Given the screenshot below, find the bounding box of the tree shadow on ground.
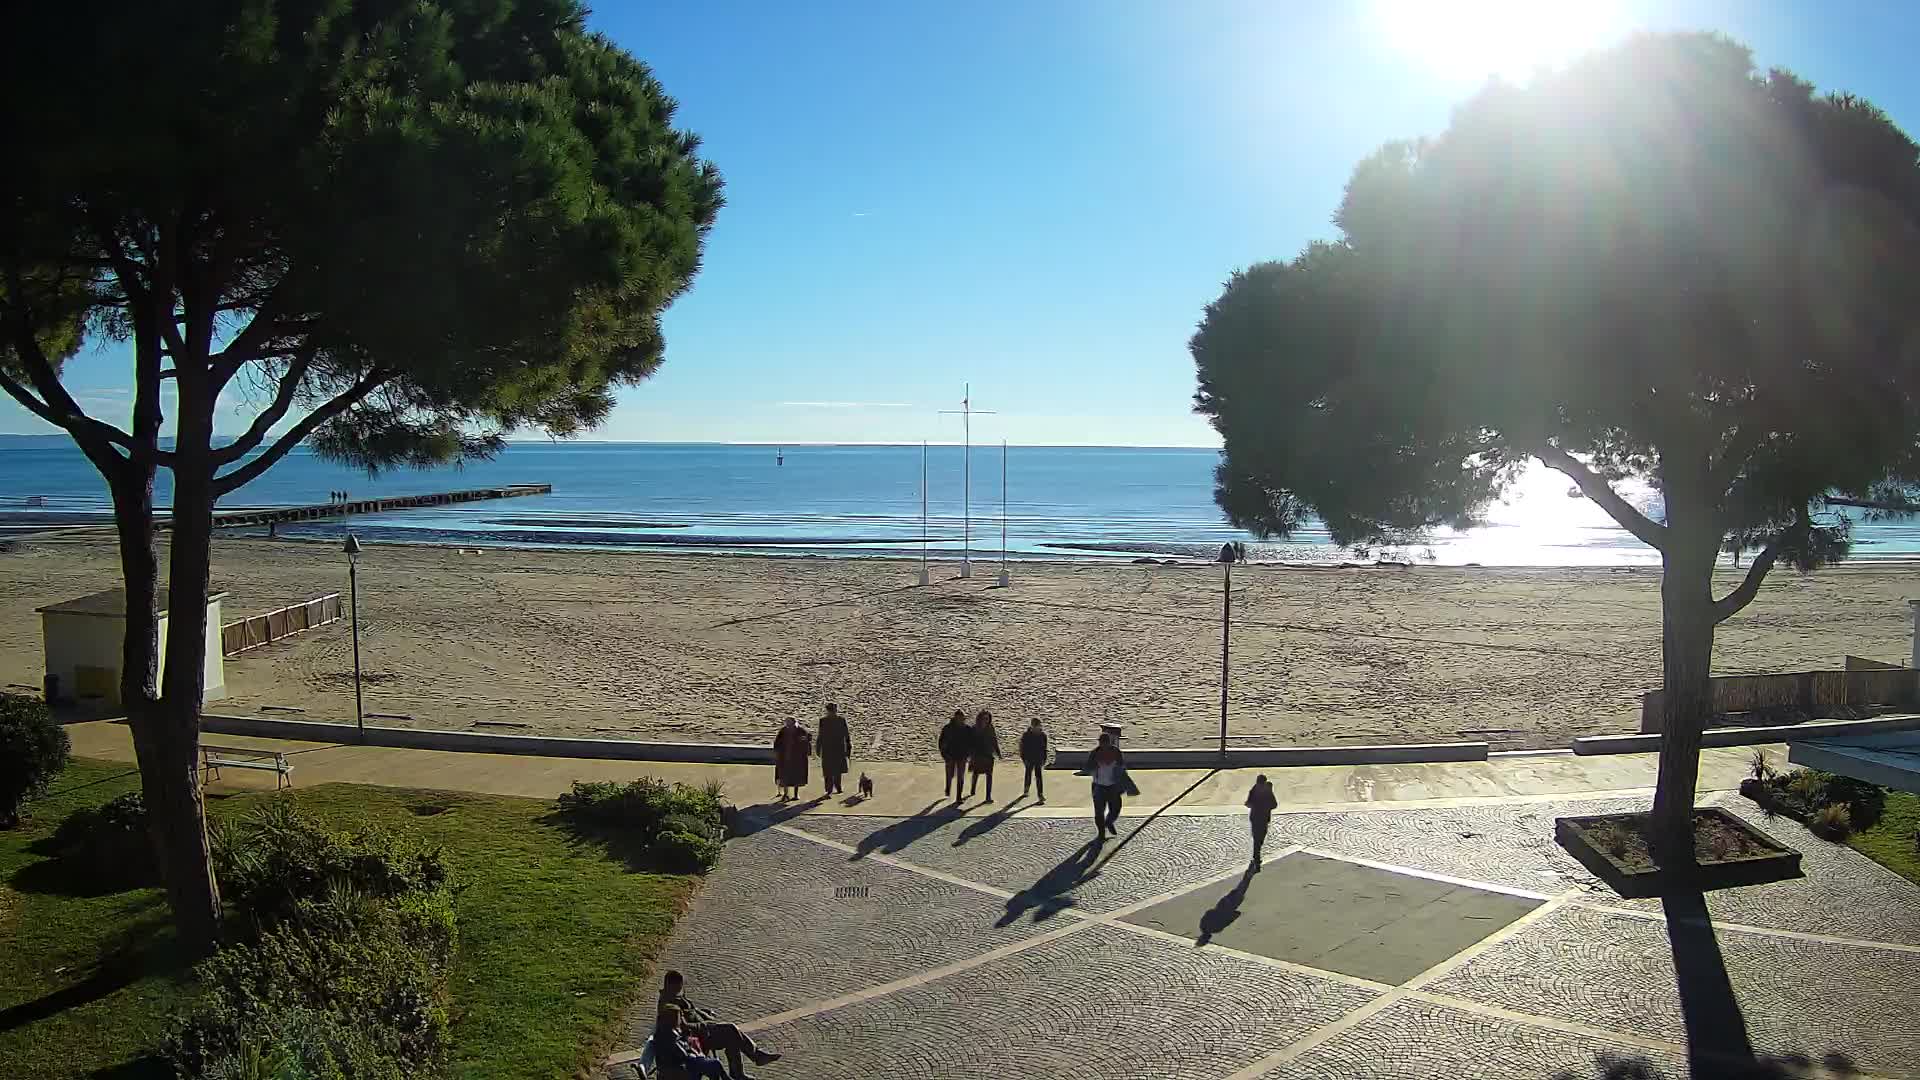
[953,795,1027,847]
[997,836,1104,926]
[89,1057,173,1079]
[9,852,137,899]
[849,800,963,861]
[1195,865,1256,946]
[0,931,187,1035]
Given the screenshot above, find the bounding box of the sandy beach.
[2,535,1913,758]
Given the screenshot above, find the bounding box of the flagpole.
[997,439,1010,587]
[918,440,930,586]
[940,385,994,582]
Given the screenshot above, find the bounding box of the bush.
[215,800,449,927]
[170,805,457,1080]
[1811,802,1855,841]
[555,777,725,872]
[0,692,69,826]
[48,791,157,889]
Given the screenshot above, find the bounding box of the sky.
[8,1,1920,447]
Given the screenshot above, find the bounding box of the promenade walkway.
[64,721,1917,1077]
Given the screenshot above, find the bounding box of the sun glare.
[1374,0,1620,84]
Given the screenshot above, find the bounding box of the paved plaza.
[614,790,1920,1080]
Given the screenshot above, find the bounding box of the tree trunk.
[152,422,223,952]
[1651,540,1717,868]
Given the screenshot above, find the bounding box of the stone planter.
[1555,807,1802,899]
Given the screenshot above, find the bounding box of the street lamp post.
[1217,542,1237,762]
[344,534,364,741]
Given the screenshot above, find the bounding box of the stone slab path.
[612,791,1920,1080]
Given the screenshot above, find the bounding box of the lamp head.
[1217,543,1237,564]
[343,534,363,557]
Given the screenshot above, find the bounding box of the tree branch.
[0,297,155,464]
[211,347,316,465]
[212,370,393,496]
[1711,421,1767,497]
[1711,532,1784,623]
[1532,442,1668,550]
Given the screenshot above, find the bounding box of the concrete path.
[614,789,1920,1080]
[63,719,1778,817]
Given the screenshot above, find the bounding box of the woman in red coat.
[772,717,812,801]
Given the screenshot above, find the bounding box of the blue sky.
[9,1,1918,446]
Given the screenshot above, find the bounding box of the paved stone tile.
[630,828,1052,1037]
[1126,853,1541,984]
[1597,796,1920,946]
[1261,997,1689,1080]
[1425,904,1920,1076]
[744,922,1380,1080]
[793,810,1257,919]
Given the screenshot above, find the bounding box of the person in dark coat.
[1083,732,1136,838]
[654,1004,729,1079]
[1019,718,1050,803]
[816,703,852,795]
[938,710,972,801]
[1247,774,1279,865]
[772,717,811,801]
[968,710,1002,802]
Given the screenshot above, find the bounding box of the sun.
[1373,0,1621,84]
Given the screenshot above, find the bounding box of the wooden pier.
[213,484,551,530]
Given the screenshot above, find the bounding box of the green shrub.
[555,777,725,872]
[1785,769,1827,801]
[48,790,157,889]
[170,888,455,1079]
[0,692,69,826]
[215,800,449,927]
[171,804,457,1080]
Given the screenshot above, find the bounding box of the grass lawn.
[0,758,699,1079]
[1849,789,1920,885]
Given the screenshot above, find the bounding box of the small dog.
[857,773,875,800]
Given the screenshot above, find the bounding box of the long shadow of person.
[953,795,1025,847]
[1195,865,1257,946]
[997,836,1104,927]
[725,794,830,839]
[850,800,964,861]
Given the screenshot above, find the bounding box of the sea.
[3,439,1917,566]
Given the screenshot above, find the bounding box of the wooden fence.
[1640,667,1919,732]
[221,593,343,657]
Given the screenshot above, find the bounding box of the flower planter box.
[1555,807,1802,899]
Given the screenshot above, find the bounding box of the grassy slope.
[1848,789,1920,885]
[0,759,697,1079]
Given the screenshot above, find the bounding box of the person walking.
[1085,732,1133,838]
[968,709,1002,802]
[1019,718,1050,803]
[816,703,852,795]
[772,717,811,801]
[939,709,971,801]
[1247,774,1278,865]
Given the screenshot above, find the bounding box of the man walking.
[1246,774,1278,865]
[817,702,852,796]
[1019,718,1049,803]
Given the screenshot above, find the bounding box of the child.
[1246,774,1278,864]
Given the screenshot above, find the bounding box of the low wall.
[199,713,775,764]
[1575,712,1920,756]
[199,713,1488,769]
[1639,668,1919,733]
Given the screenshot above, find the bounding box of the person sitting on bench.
[655,1004,729,1079]
[658,970,781,1079]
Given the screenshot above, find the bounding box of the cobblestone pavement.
[611,793,1920,1080]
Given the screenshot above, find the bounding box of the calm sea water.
[2,439,1917,565]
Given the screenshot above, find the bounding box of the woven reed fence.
[1640,666,1918,732]
[221,593,343,657]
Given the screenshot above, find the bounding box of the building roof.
[36,587,229,618]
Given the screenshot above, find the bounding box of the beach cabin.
[37,587,228,706]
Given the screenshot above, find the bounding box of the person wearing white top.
[1085,733,1126,837]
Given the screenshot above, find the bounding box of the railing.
[221,593,343,657]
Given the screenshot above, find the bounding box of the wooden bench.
[200,744,295,790]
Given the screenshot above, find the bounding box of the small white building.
[37,587,227,706]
